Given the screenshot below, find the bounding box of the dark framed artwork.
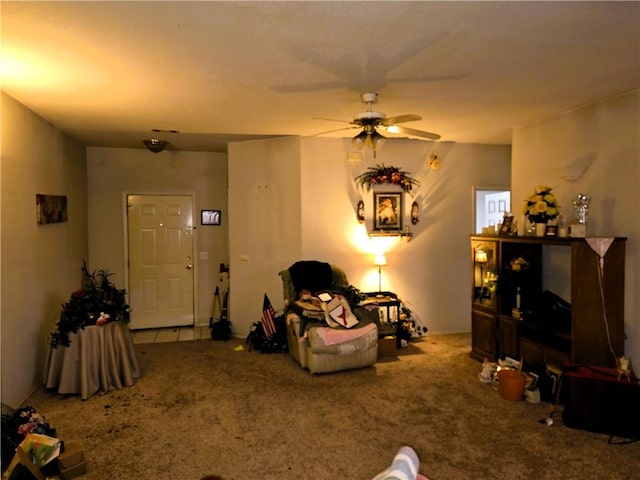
[36,194,68,225]
[373,192,403,231]
[201,209,221,226]
[545,225,558,237]
[498,215,514,235]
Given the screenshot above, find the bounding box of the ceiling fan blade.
[312,116,351,124]
[308,126,360,137]
[392,125,441,141]
[381,114,422,126]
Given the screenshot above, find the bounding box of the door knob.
[186,264,192,270]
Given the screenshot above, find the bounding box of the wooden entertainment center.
[470,235,626,369]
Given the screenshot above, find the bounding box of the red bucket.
[498,369,526,401]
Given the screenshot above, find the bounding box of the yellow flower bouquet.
[522,185,559,224]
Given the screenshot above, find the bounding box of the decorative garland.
[354,164,419,193]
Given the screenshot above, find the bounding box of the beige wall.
[227,137,303,333]
[512,89,640,361]
[228,135,511,336]
[1,93,88,408]
[86,147,229,327]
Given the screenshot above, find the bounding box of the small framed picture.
[373,192,403,231]
[498,199,507,213]
[545,225,558,237]
[201,209,221,226]
[488,200,496,213]
[498,215,514,235]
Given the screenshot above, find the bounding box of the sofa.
[279,261,379,374]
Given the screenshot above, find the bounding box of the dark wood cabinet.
[471,309,497,360]
[498,315,519,360]
[470,235,626,369]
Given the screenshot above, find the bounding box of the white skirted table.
[44,321,140,400]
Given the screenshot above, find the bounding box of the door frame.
[122,191,199,327]
[472,185,511,234]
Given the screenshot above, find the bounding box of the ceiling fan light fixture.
[352,130,368,150]
[143,138,168,153]
[371,130,387,150]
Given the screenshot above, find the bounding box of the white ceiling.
[2,1,639,153]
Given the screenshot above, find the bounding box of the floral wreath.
[354,164,419,193]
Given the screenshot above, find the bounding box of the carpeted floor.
[17,333,640,479]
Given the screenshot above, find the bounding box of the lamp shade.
[370,130,387,150]
[374,254,387,267]
[475,250,488,264]
[352,131,368,150]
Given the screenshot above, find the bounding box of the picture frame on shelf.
[373,192,403,231]
[201,209,221,226]
[498,215,514,235]
[545,225,558,237]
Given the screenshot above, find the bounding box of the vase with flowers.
[522,185,559,236]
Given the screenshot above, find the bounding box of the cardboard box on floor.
[378,335,397,358]
[57,441,86,479]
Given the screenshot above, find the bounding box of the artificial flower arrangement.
[522,185,559,224]
[50,261,130,348]
[354,164,420,193]
[509,256,529,272]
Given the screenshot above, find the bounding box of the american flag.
[262,294,277,338]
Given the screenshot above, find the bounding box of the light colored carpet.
[22,333,640,479]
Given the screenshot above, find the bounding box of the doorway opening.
[473,186,511,234]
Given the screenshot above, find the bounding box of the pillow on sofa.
[288,261,333,293]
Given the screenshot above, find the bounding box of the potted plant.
[50,261,130,348]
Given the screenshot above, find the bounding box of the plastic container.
[498,369,526,401]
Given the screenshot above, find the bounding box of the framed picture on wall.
[36,194,68,225]
[373,192,403,231]
[201,209,221,226]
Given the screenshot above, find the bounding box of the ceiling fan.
[314,92,441,157]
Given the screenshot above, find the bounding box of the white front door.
[127,194,195,330]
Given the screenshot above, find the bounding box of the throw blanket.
[288,261,332,294]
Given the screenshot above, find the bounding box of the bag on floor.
[246,316,287,354]
[209,318,232,341]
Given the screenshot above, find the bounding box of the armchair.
[279,261,379,374]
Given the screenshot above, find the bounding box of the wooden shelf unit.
[470,235,626,369]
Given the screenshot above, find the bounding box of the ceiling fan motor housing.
[354,111,386,125]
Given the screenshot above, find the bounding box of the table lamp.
[475,250,488,286]
[374,254,387,293]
